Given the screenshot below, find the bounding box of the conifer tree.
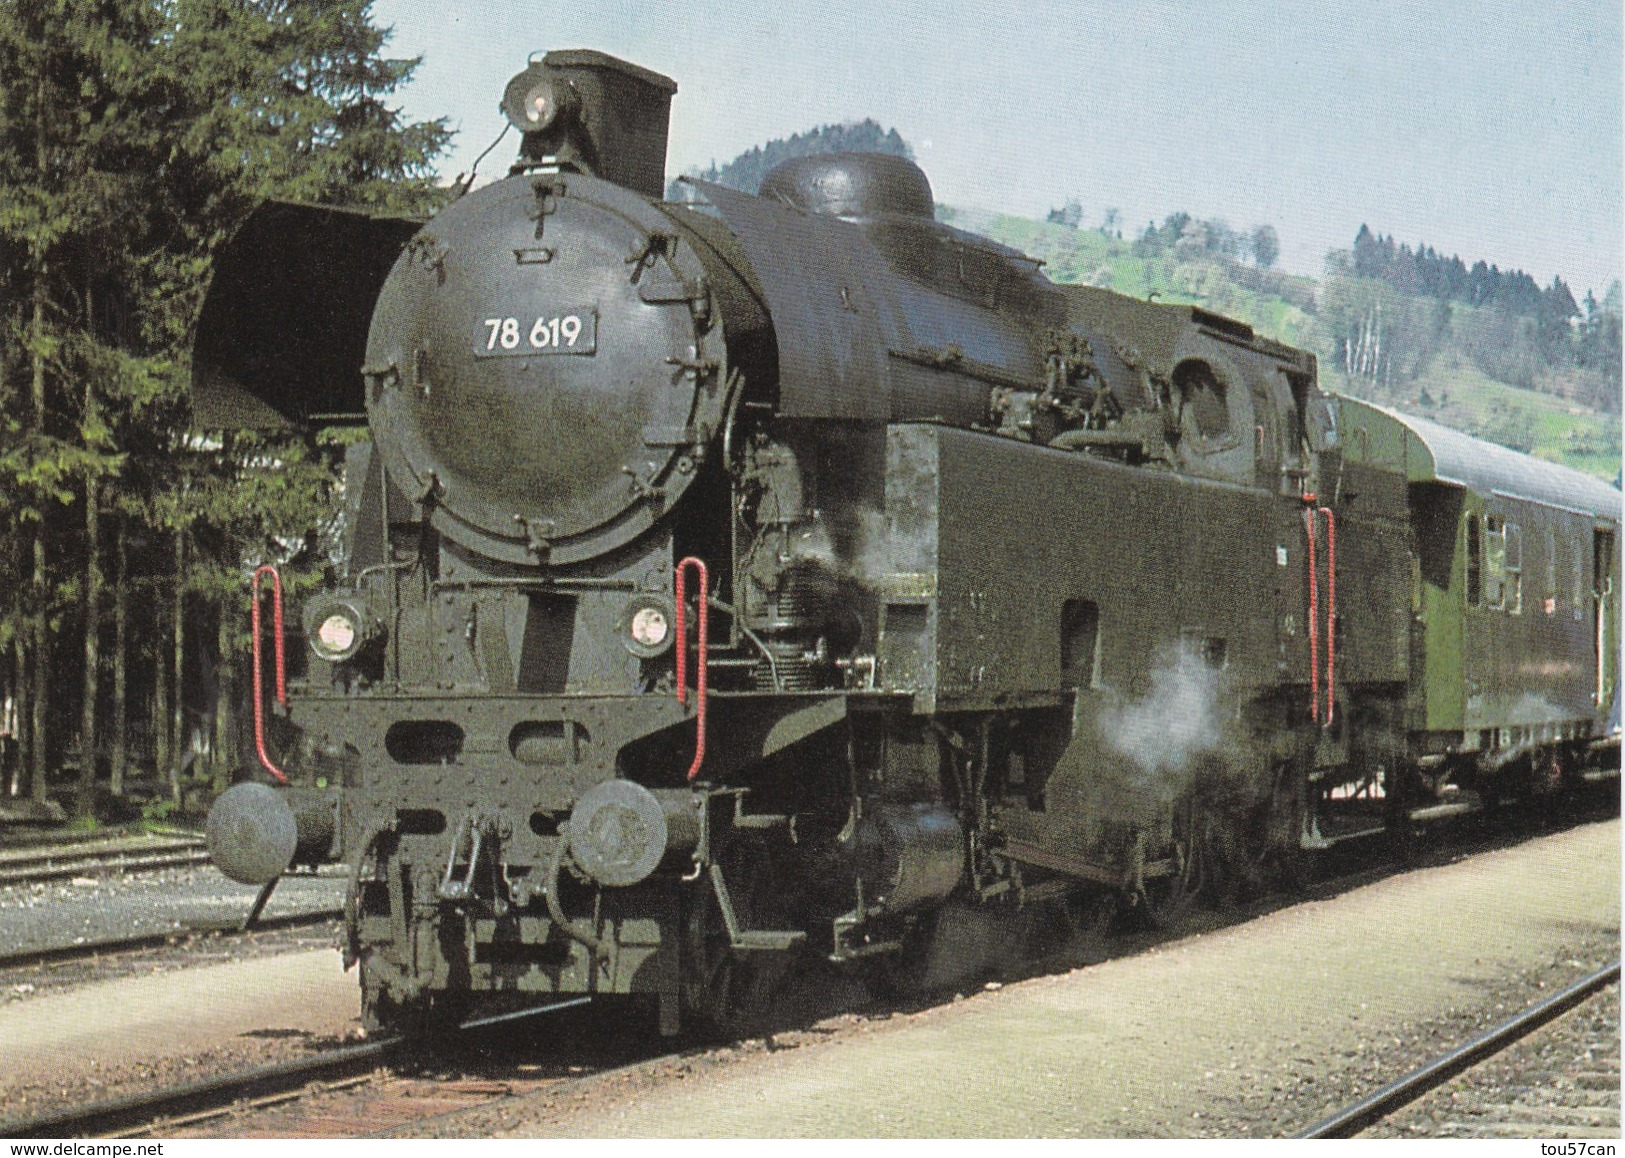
[0,0,449,811]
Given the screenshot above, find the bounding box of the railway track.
[1297,961,1621,1139]
[0,1000,680,1140]
[0,824,199,851]
[0,1037,403,1138]
[0,834,210,886]
[0,907,343,973]
[0,805,1613,1139]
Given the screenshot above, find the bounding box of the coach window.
[1482,516,1521,613]
[1504,522,1522,614]
[1484,516,1505,609]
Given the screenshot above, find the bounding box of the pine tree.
[1250,225,1279,269]
[0,0,449,812]
[0,1,161,808]
[1352,224,1381,278]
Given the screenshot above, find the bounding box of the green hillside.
[966,213,1621,484]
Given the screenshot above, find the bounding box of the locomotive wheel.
[684,838,798,1039]
[1074,890,1120,942]
[1137,799,1206,930]
[1384,813,1422,868]
[363,983,470,1042]
[1015,888,1116,963]
[1138,845,1201,929]
[1257,766,1310,893]
[359,952,399,1035]
[693,942,788,1039]
[860,910,941,1001]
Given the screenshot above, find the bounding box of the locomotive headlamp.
[304,596,381,664]
[316,613,357,657]
[618,595,676,659]
[502,68,577,135]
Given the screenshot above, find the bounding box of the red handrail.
[674,556,708,782]
[251,564,289,784]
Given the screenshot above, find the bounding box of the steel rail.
[0,835,204,868]
[0,908,343,972]
[0,849,212,886]
[107,1073,377,1138]
[1295,959,1621,1139]
[0,1037,403,1139]
[1,996,679,1141]
[0,826,201,853]
[132,1040,691,1141]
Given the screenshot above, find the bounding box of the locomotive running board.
[708,864,805,952]
[999,838,1133,886]
[1406,800,1484,823]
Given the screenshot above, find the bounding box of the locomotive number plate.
[475,310,597,356]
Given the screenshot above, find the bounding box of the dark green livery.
[197,52,1621,1038]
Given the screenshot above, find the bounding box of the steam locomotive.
[198,50,1621,1037]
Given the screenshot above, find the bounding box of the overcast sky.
[370,0,1623,299]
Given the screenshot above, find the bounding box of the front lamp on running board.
[619,595,676,659]
[304,596,383,664]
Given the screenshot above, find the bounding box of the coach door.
[1595,528,1617,711]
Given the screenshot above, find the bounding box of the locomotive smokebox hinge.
[625,232,676,284]
[688,275,712,327]
[632,239,713,330]
[638,267,712,325]
[665,353,719,379]
[620,464,666,501]
[528,176,566,240]
[515,515,555,558]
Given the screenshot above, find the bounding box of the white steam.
[1101,651,1233,789]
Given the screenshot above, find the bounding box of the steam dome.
[758,153,934,220]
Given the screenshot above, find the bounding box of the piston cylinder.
[847,802,964,912]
